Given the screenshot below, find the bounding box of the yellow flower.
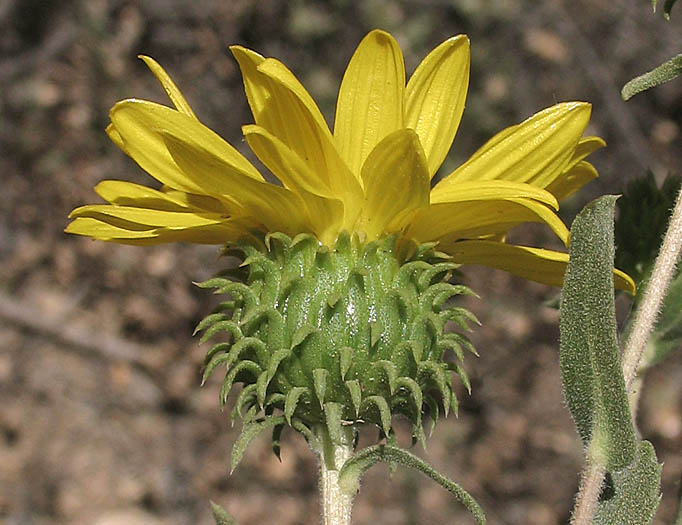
[66,30,634,292]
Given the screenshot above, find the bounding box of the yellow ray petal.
[110,100,263,197]
[441,240,635,293]
[106,123,127,153]
[407,198,569,245]
[69,204,225,229]
[94,180,228,213]
[358,129,430,238]
[242,124,345,243]
[406,35,469,179]
[65,217,250,245]
[439,102,591,189]
[334,30,405,179]
[162,133,312,235]
[230,47,332,181]
[430,179,559,209]
[546,161,599,201]
[138,55,198,119]
[231,47,363,218]
[569,136,606,167]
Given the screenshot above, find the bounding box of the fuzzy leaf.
[338,445,485,524]
[284,386,309,425]
[313,368,328,407]
[622,53,682,100]
[339,346,353,380]
[345,379,362,416]
[272,423,284,461]
[560,196,637,470]
[376,360,398,395]
[361,395,392,436]
[594,440,662,524]
[418,361,451,416]
[396,376,423,427]
[324,402,344,445]
[291,324,316,349]
[231,415,286,472]
[210,501,238,525]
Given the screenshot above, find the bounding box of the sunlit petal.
[406,35,469,178]
[439,102,591,188]
[358,129,429,238]
[138,55,197,119]
[110,102,261,198]
[546,161,599,201]
[231,46,363,217]
[334,30,405,180]
[441,240,635,293]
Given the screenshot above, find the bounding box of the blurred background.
[1,0,681,523]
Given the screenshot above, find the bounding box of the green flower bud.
[197,232,478,463]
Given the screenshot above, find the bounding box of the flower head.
[66,30,633,292]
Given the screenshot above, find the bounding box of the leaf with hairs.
[622,53,682,100]
[338,445,485,524]
[560,196,636,470]
[231,415,286,472]
[210,501,238,525]
[594,441,661,524]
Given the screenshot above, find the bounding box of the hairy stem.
[571,454,606,525]
[622,184,682,390]
[312,424,355,525]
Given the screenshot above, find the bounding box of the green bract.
[197,232,477,463]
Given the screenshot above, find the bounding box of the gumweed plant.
[66,26,682,525]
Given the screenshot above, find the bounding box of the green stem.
[311,424,355,525]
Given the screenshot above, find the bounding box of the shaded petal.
[138,55,197,119]
[66,217,250,245]
[546,161,599,201]
[94,180,228,214]
[406,35,469,178]
[163,133,312,235]
[242,124,345,243]
[441,240,636,293]
[568,136,606,169]
[358,129,429,238]
[231,47,363,218]
[439,102,591,188]
[69,204,225,229]
[334,30,405,179]
[430,180,558,209]
[106,123,127,153]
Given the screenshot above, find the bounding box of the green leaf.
[360,395,392,437]
[338,445,485,524]
[560,196,637,470]
[622,53,682,100]
[284,386,309,425]
[593,441,662,524]
[231,415,286,472]
[313,368,328,407]
[210,501,238,525]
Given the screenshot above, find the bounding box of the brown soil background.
[1,1,681,524]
